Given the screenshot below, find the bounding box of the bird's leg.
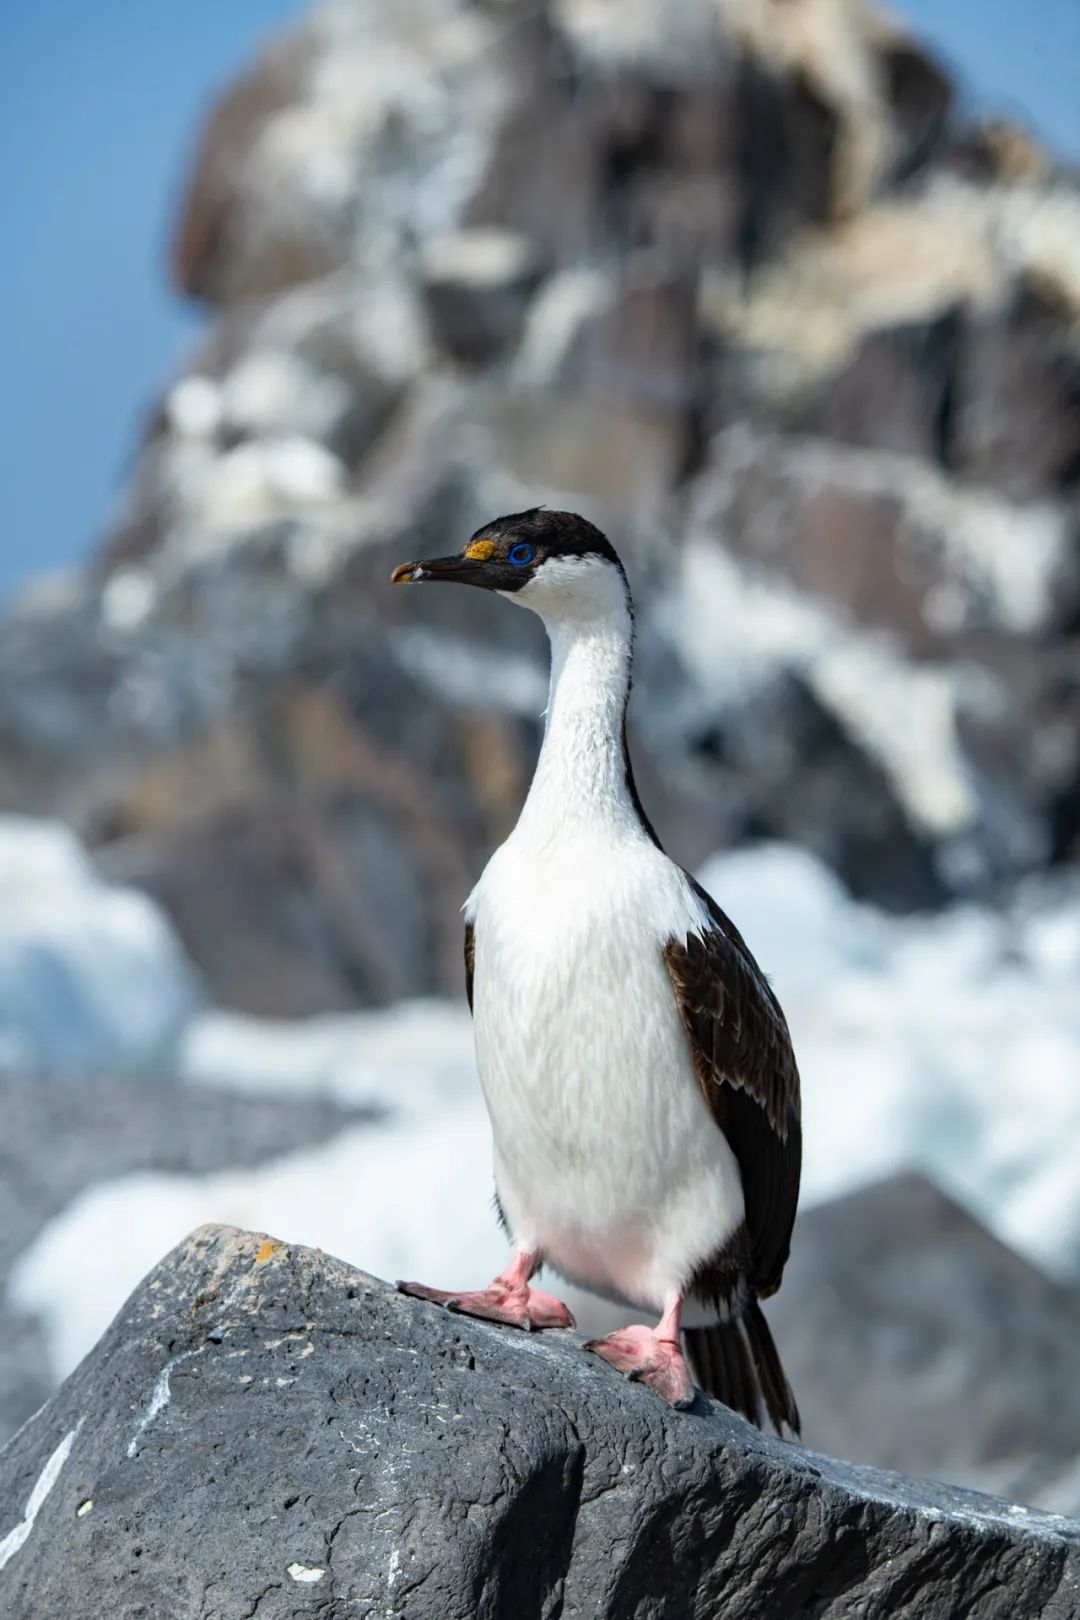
[584,1293,695,1408]
[397,1248,575,1331]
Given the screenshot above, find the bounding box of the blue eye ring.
[508,542,535,568]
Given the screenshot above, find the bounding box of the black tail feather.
[684,1301,799,1436]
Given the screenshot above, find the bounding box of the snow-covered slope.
[5,824,1079,1380]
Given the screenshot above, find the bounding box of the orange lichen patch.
[255,1239,283,1265]
[465,538,496,561]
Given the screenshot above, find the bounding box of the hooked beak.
[390,555,493,588]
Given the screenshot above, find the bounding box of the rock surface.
[2,1226,1080,1619]
[1,0,1079,1013]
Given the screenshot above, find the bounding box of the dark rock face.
[953,285,1080,498]
[2,0,1079,1013]
[770,1175,1080,1517]
[2,1227,1080,1620]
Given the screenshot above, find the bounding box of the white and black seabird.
[390,510,801,1427]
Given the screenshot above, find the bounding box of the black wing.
[464,918,475,1014]
[663,877,801,1299]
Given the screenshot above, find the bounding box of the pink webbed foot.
[396,1277,575,1332]
[584,1324,696,1409]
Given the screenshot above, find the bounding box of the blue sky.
[0,0,1077,602]
[0,0,301,600]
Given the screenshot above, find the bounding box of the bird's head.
[390,508,628,625]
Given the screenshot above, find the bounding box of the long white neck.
[517,585,641,840]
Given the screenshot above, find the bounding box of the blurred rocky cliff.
[2,0,1078,1015]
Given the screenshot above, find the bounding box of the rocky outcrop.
[2,1226,1079,1620]
[1,0,1079,1012]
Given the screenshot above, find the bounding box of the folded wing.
[663,878,801,1299]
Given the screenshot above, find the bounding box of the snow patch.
[179,998,476,1114]
[810,643,975,835]
[0,816,200,1075]
[166,375,223,439]
[670,536,980,839]
[514,268,611,386]
[394,626,548,717]
[422,227,535,288]
[201,437,345,529]
[555,0,723,69]
[222,350,353,445]
[101,569,157,634]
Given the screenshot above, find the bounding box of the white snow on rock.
[179,996,477,1113]
[166,375,223,439]
[7,840,1080,1383]
[667,538,983,843]
[0,817,201,1076]
[421,226,536,288]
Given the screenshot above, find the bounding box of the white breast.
[467,826,745,1315]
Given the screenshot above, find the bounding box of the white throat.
[509,556,640,839]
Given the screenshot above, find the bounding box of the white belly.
[468,830,744,1315]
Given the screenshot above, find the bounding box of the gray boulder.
[2,1225,1079,1619]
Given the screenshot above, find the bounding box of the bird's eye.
[508,542,535,568]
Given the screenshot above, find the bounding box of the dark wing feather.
[464,919,475,1014]
[663,876,801,1298]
